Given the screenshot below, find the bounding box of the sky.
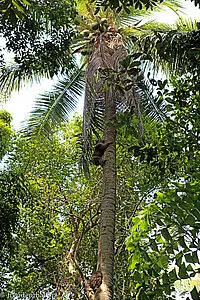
[1,0,200,130]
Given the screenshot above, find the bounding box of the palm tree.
[83,18,127,299]
[1,2,199,299]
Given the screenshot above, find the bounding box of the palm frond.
[123,14,196,39]
[129,17,200,76]
[82,29,144,174]
[158,0,184,14]
[82,43,111,159]
[175,15,198,31]
[137,76,166,122]
[190,0,200,8]
[0,63,43,95]
[21,65,85,136]
[119,0,182,26]
[82,31,135,147]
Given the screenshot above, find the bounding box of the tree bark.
[96,86,116,300]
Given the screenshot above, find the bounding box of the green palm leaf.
[21,65,85,136]
[0,63,43,95]
[133,17,200,75]
[137,77,166,122]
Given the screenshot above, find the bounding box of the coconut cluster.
[77,17,118,56]
[80,18,109,38]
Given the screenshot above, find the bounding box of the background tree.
[0,114,167,299]
[0,0,32,23]
[126,72,200,299]
[4,3,181,299]
[0,117,101,299]
[0,109,12,159]
[0,70,199,299]
[0,0,77,87]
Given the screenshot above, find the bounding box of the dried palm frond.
[83,28,143,163]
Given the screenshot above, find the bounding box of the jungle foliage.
[0,70,200,299]
[0,0,200,299]
[0,109,12,159]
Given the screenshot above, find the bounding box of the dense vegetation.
[0,0,200,299]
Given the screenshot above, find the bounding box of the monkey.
[88,270,103,292]
[92,140,112,167]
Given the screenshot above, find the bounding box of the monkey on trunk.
[92,140,112,167]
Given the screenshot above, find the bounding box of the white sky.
[1,0,200,131]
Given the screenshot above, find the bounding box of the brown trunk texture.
[96,87,116,300]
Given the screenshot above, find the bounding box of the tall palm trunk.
[84,29,129,300]
[97,86,116,300]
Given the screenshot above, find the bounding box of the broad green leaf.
[128,251,140,270]
[183,214,196,226]
[178,263,188,279]
[157,254,168,268]
[161,228,171,241]
[191,251,199,264]
[191,287,200,300]
[169,269,178,281]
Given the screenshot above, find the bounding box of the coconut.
[99,25,106,33]
[91,22,99,31]
[81,50,90,56]
[100,18,108,25]
[81,29,90,37]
